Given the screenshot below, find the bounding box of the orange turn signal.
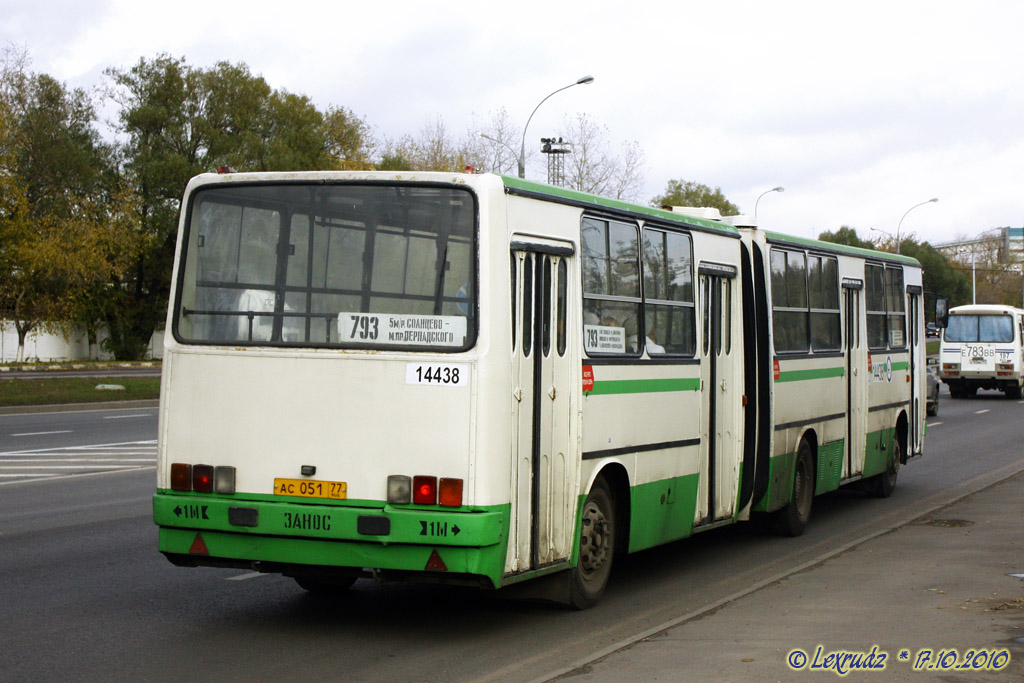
[439,478,463,507]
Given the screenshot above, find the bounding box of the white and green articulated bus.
[937,304,1024,398]
[154,171,927,608]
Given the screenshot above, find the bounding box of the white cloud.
[4,0,1023,244]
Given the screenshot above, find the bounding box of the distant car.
[926,368,939,416]
[926,322,939,338]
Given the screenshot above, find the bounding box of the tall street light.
[870,226,897,249]
[518,75,594,179]
[895,198,939,254]
[478,133,519,173]
[753,186,784,224]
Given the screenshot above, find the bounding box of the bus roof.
[949,304,1024,314]
[761,230,922,267]
[501,175,740,237]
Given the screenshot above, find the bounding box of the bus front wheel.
[568,477,616,610]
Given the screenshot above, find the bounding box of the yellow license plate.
[274,478,347,500]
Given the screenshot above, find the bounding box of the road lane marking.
[975,409,990,414]
[10,430,73,437]
[0,439,157,456]
[103,414,154,420]
[928,421,942,427]
[0,465,142,469]
[0,440,157,485]
[0,473,61,479]
[227,572,267,581]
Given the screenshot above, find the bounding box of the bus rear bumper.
[153,492,509,588]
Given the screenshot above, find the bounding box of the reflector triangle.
[424,549,447,572]
[189,533,210,555]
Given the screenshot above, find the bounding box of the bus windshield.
[174,183,476,350]
[943,313,1013,343]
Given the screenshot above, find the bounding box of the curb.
[0,399,159,415]
[0,362,160,374]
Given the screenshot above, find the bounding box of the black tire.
[775,439,814,537]
[868,432,901,498]
[293,575,357,594]
[568,477,616,610]
[1006,383,1022,400]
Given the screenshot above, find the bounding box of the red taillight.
[193,465,214,493]
[439,478,463,507]
[171,463,192,491]
[413,476,437,505]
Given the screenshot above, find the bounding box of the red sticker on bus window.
[582,366,594,393]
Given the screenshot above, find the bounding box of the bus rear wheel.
[292,575,357,594]
[568,477,616,610]
[775,439,814,537]
[868,433,901,498]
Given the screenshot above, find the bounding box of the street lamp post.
[895,198,938,254]
[870,226,897,250]
[518,76,594,179]
[955,246,977,305]
[478,133,519,173]
[753,186,784,224]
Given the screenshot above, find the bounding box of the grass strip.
[0,377,160,407]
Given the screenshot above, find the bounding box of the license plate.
[274,478,347,500]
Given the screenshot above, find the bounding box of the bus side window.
[511,253,517,352]
[581,217,641,356]
[557,258,567,356]
[641,227,695,356]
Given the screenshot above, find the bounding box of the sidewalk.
[555,472,1024,681]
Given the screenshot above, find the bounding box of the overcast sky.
[5,0,1023,244]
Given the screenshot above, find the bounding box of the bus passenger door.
[908,289,922,454]
[510,244,575,573]
[698,266,738,524]
[843,281,867,476]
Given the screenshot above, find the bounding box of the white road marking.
[10,430,73,437]
[0,440,157,484]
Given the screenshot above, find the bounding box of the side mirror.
[935,298,949,328]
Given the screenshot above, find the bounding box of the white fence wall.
[0,321,165,362]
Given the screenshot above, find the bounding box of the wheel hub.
[579,502,610,576]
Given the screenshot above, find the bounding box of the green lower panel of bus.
[153,492,510,588]
[753,427,898,513]
[861,426,898,479]
[627,474,700,552]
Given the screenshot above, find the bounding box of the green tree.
[105,55,374,358]
[1,50,123,360]
[896,238,972,315]
[651,179,739,215]
[817,226,875,249]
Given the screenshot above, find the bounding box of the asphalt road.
[1,386,1022,682]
